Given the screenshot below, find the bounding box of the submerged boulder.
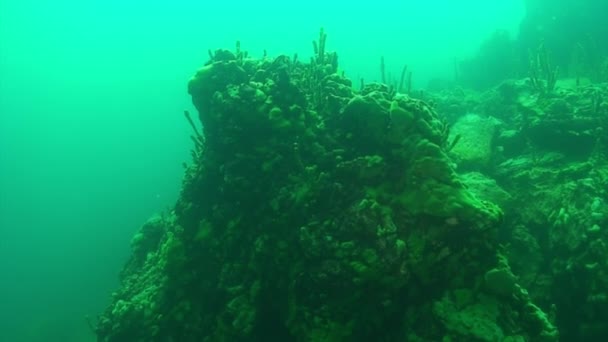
[96,34,558,342]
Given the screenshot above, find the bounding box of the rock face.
[95,43,557,341]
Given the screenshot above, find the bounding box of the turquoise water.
[0,1,523,340]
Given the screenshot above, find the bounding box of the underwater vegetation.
[95,4,608,341]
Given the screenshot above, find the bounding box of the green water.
[0,1,524,341]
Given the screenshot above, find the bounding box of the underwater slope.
[95,33,557,341]
[430,76,608,341]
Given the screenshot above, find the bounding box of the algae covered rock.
[96,33,557,342]
[433,292,505,342]
[448,113,501,170]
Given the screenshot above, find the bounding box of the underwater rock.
[448,113,501,170]
[96,37,560,342]
[433,292,506,342]
[459,172,512,209]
